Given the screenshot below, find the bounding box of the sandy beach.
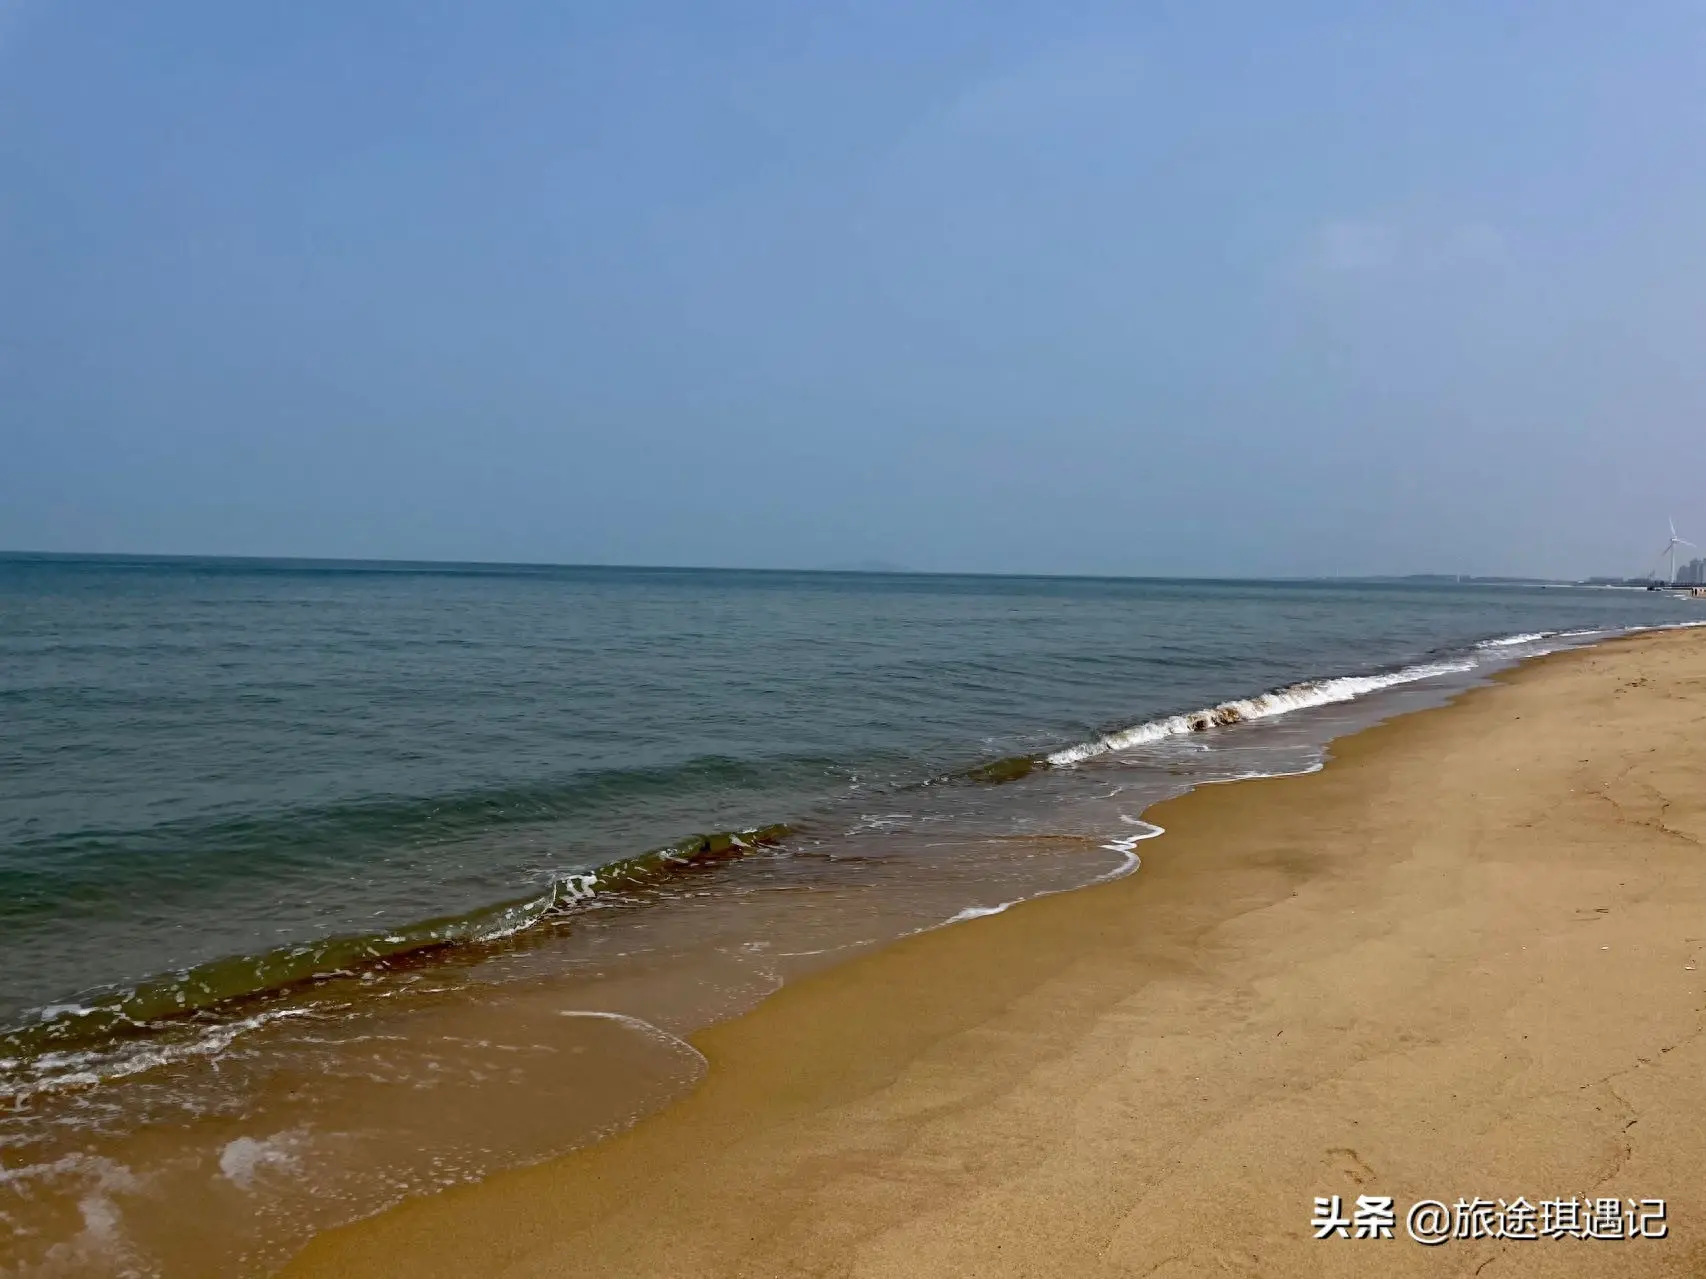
[285,626,1706,1278]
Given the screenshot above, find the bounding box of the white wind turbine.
[1656,517,1695,585]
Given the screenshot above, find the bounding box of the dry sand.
[286,627,1706,1278]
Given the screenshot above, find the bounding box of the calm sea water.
[1,554,1698,1275]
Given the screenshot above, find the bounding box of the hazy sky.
[3,2,1703,577]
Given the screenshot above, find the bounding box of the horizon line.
[0,548,1586,586]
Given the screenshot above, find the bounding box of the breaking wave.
[0,824,791,1099]
[1046,659,1476,766]
[1476,631,1554,648]
[0,625,1624,1102]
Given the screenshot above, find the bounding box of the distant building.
[1681,557,1706,586]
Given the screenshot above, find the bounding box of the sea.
[1,554,1700,1276]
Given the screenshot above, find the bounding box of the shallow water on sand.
[2,556,1698,1275]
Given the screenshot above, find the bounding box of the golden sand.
[286,628,1706,1277]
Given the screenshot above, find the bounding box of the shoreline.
[0,637,1511,1057]
[286,626,1706,1277]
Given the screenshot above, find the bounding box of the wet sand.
[285,627,1706,1278]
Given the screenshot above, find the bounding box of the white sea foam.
[36,1003,101,1021]
[930,815,1164,933]
[0,1152,140,1195]
[555,1010,708,1068]
[475,872,601,944]
[847,812,916,835]
[772,940,879,959]
[1476,631,1554,649]
[1,1006,318,1104]
[1198,761,1325,786]
[941,901,1020,925]
[1617,620,1706,634]
[1093,820,1163,881]
[0,1154,144,1275]
[1046,659,1476,766]
[219,1132,304,1192]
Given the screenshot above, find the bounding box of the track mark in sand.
[1325,1147,1376,1186]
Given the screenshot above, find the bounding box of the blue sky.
[3,1,1703,576]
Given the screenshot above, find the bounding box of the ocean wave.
[1046,659,1477,766]
[0,1006,319,1108]
[0,824,792,1095]
[5,755,826,899]
[1475,631,1555,648]
[0,626,1644,1097]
